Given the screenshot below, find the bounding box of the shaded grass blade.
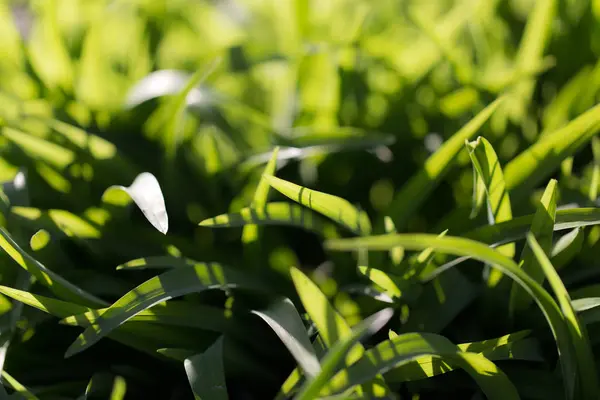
[184,336,228,400]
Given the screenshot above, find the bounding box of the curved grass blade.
[287,267,391,399]
[252,298,320,378]
[0,226,105,308]
[526,233,598,399]
[199,202,333,236]
[466,136,514,286]
[551,228,584,270]
[116,256,197,270]
[64,262,265,358]
[385,97,504,229]
[2,370,38,400]
[509,180,557,316]
[464,207,600,246]
[265,176,371,235]
[323,332,519,400]
[295,308,393,400]
[105,172,168,234]
[357,266,405,299]
[184,336,228,400]
[504,102,600,197]
[325,234,575,399]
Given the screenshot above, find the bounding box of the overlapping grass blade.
[385,97,504,229]
[551,228,583,269]
[0,226,105,308]
[357,266,405,299]
[295,308,393,400]
[466,136,514,286]
[199,202,334,236]
[526,233,598,399]
[264,176,371,235]
[510,180,557,315]
[64,262,265,357]
[325,234,575,399]
[322,332,519,400]
[184,336,228,400]
[252,298,320,378]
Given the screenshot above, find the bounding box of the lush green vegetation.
[1,0,600,398]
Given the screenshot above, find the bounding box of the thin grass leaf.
[357,267,406,299]
[0,227,105,308]
[185,336,228,400]
[2,370,38,400]
[295,308,393,400]
[64,262,265,358]
[288,267,391,399]
[105,172,168,234]
[322,332,519,400]
[509,180,557,315]
[526,233,598,399]
[252,298,320,378]
[385,97,504,229]
[325,234,575,399]
[199,202,333,236]
[504,103,600,196]
[465,208,600,246]
[551,228,583,270]
[264,176,371,235]
[383,216,404,266]
[116,256,197,270]
[466,136,514,287]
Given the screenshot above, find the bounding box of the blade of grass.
[551,228,583,270]
[265,176,371,235]
[526,233,598,399]
[325,234,575,399]
[64,262,265,357]
[184,336,228,400]
[509,180,557,315]
[2,370,38,400]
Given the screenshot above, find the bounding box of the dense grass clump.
[2,0,600,399]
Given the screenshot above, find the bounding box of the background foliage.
[1,0,600,398]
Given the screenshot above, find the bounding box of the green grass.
[1,0,600,398]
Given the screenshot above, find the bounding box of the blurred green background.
[0,0,600,398]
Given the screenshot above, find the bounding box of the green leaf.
[325,234,575,399]
[385,97,504,229]
[185,336,228,400]
[466,136,514,287]
[116,256,197,270]
[252,298,320,378]
[465,208,600,246]
[295,308,393,400]
[199,202,334,236]
[11,207,101,239]
[504,102,600,196]
[509,179,557,315]
[264,176,371,235]
[551,228,584,270]
[357,266,406,299]
[2,370,39,400]
[288,267,391,399]
[104,172,168,234]
[526,233,598,400]
[64,262,264,358]
[0,226,105,308]
[322,332,519,400]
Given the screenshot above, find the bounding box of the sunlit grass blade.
[526,233,598,399]
[185,336,228,400]
[2,370,38,400]
[64,262,265,358]
[11,207,101,239]
[504,103,600,196]
[289,267,391,398]
[264,176,371,235]
[295,308,393,400]
[466,136,514,286]
[408,229,448,279]
[510,180,557,315]
[551,228,583,270]
[385,97,503,230]
[357,266,406,299]
[322,332,519,400]
[0,226,105,308]
[325,234,575,399]
[252,298,320,378]
[116,256,197,270]
[199,202,334,236]
[465,207,600,246]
